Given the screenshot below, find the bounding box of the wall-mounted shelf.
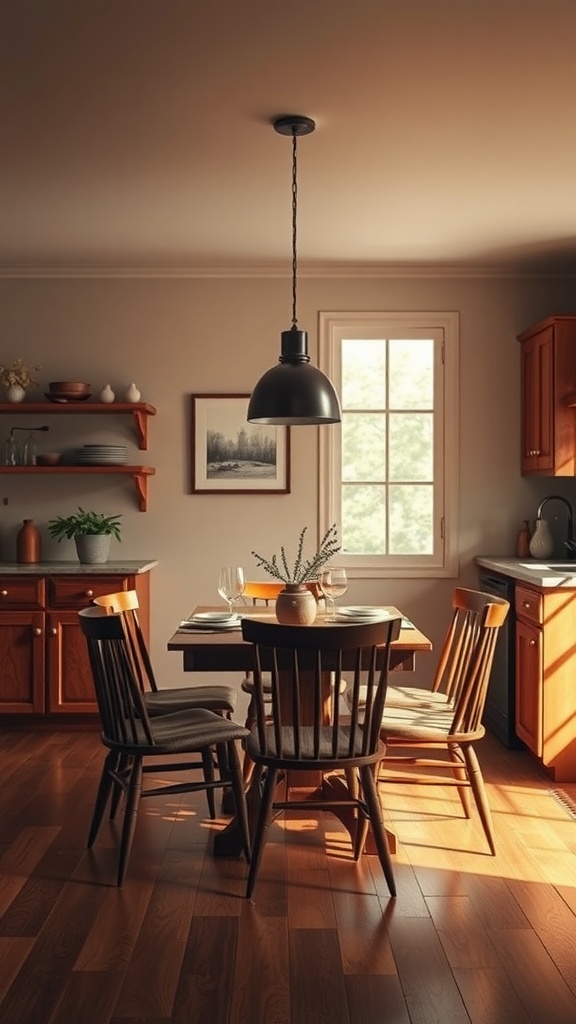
[0,465,156,511]
[0,402,157,450]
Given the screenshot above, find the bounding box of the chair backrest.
[243,581,284,604]
[93,589,158,694]
[243,580,323,606]
[241,616,401,761]
[78,605,156,746]
[436,587,509,734]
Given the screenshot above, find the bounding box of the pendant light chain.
[291,126,298,330]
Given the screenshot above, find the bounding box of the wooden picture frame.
[190,394,290,494]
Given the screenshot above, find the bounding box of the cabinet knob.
[85,589,94,598]
[0,590,7,597]
[523,601,532,609]
[529,639,536,646]
[34,627,42,636]
[50,627,57,636]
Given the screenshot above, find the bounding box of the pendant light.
[247,115,341,425]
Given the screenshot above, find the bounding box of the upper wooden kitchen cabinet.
[0,564,154,718]
[518,315,576,475]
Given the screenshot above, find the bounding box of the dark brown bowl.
[48,381,90,392]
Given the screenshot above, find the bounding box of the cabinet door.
[521,327,554,473]
[515,617,542,755]
[0,611,45,713]
[46,611,98,713]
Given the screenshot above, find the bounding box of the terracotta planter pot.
[275,584,317,625]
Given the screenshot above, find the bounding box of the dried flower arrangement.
[0,359,41,390]
[251,524,340,585]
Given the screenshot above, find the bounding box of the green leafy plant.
[251,524,340,584]
[47,507,122,542]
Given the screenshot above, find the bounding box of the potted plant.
[47,506,122,564]
[0,359,41,402]
[251,524,340,624]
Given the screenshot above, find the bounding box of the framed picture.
[190,394,290,494]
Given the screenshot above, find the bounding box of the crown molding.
[0,259,575,280]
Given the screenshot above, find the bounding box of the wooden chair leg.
[241,696,258,788]
[117,757,143,887]
[360,764,396,897]
[226,740,251,863]
[202,747,216,818]
[246,766,278,899]
[448,742,472,817]
[109,753,129,820]
[463,744,496,855]
[88,750,120,847]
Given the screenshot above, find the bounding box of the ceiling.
[3,0,576,273]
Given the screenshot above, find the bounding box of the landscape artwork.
[190,394,290,493]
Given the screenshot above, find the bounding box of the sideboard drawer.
[0,577,45,608]
[515,584,543,626]
[47,576,131,609]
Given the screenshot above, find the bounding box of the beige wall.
[1,271,575,710]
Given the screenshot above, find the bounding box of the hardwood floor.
[1,727,575,1024]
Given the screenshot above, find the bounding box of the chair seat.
[246,725,385,765]
[145,684,237,715]
[243,675,348,696]
[350,683,452,711]
[381,703,459,741]
[104,707,249,756]
[385,684,452,708]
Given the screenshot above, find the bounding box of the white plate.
[338,606,388,618]
[180,620,240,631]
[191,612,240,624]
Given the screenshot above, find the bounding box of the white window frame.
[318,311,459,579]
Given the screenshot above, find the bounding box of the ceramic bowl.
[48,381,90,393]
[37,452,62,465]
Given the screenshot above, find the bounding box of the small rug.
[550,788,576,820]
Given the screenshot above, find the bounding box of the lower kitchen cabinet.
[515,582,576,781]
[0,570,151,717]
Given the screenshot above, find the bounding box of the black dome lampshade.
[247,115,341,426]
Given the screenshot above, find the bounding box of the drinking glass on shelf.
[217,567,246,614]
[319,567,348,620]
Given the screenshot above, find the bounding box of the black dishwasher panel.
[478,570,523,749]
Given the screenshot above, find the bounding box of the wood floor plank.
[112,850,198,1019]
[171,916,238,1024]
[425,895,500,969]
[289,927,350,1024]
[386,916,471,1023]
[488,928,576,1023]
[230,909,290,1024]
[452,966,533,1023]
[0,937,35,1002]
[345,974,411,1024]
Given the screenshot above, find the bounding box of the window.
[319,311,459,578]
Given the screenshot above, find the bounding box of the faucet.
[536,495,576,558]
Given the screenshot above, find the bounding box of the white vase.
[98,384,115,403]
[528,517,554,559]
[5,384,26,403]
[124,382,141,402]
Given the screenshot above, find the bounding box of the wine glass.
[319,567,348,620]
[217,567,246,614]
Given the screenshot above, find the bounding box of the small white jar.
[98,384,115,403]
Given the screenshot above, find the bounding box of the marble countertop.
[476,556,576,588]
[0,560,158,575]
